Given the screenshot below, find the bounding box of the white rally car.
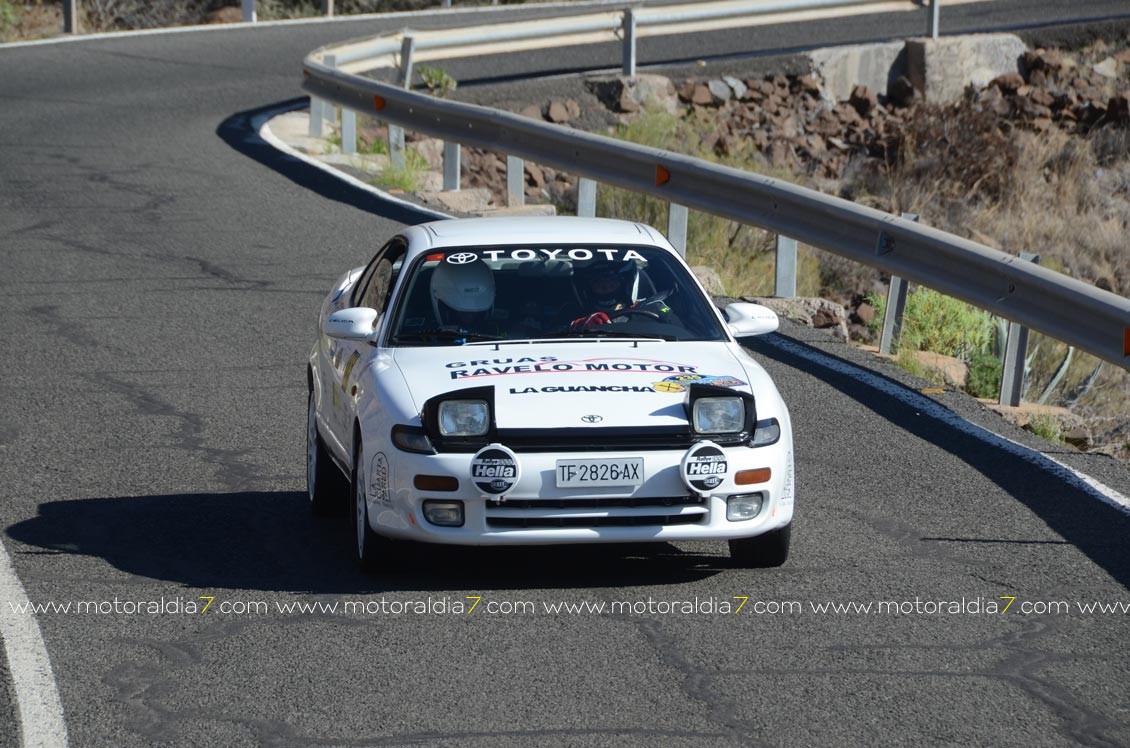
[307,217,794,570]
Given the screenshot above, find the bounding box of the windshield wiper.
[557,328,676,341]
[392,328,504,344]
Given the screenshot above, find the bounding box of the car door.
[323,237,407,458]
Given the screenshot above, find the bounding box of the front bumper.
[371,442,794,546]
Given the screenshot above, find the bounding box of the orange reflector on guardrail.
[374,95,387,111]
[735,468,771,485]
[656,165,670,185]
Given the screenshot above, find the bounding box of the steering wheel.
[637,288,673,306]
[610,308,662,321]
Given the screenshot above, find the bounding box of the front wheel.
[352,435,387,572]
[729,523,791,568]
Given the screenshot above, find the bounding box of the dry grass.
[597,108,822,297]
[604,74,1129,457]
[853,99,1130,299]
[842,96,1130,456]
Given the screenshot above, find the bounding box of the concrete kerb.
[258,107,451,222]
[808,32,1027,103]
[265,107,559,219]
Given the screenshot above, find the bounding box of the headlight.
[438,400,489,436]
[752,418,781,446]
[693,397,744,434]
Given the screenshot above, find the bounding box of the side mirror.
[324,307,379,341]
[725,302,779,337]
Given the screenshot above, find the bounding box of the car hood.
[392,341,757,429]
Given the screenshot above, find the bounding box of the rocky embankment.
[459,46,1129,197]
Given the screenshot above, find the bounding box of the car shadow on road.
[215,98,440,227]
[747,333,1130,590]
[5,491,730,593]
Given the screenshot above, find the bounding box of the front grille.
[486,495,705,510]
[497,427,696,453]
[486,514,704,529]
[484,495,708,529]
[430,427,749,453]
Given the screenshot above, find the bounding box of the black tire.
[352,434,387,573]
[307,391,346,516]
[729,523,791,568]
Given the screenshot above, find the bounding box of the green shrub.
[0,1,20,33]
[417,66,457,98]
[966,352,1003,399]
[371,149,428,192]
[359,135,388,156]
[1027,413,1064,444]
[870,287,996,360]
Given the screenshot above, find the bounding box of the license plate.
[556,458,644,488]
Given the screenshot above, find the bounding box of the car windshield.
[386,245,728,347]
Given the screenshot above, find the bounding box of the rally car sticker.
[446,357,700,380]
[368,452,391,506]
[442,247,647,263]
[650,373,748,393]
[508,385,657,394]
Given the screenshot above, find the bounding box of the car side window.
[353,238,407,312]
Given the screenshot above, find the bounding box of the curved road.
[2,1,1130,745]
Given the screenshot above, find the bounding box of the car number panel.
[556,458,644,488]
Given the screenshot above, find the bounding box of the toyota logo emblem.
[446,252,478,265]
[581,415,603,424]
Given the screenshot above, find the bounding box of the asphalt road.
[2,1,1130,745]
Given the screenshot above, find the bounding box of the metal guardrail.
[299,1,1130,371]
[306,0,903,77]
[63,0,945,44]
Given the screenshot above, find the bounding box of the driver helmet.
[574,259,640,313]
[430,258,495,328]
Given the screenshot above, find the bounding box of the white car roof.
[400,217,674,258]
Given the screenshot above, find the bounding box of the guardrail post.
[999,252,1040,406]
[443,142,461,191]
[341,109,357,155]
[878,277,908,356]
[389,127,405,170]
[774,236,797,297]
[621,9,637,79]
[929,0,940,40]
[387,36,415,172]
[308,98,325,138]
[576,178,597,217]
[506,156,525,207]
[241,0,255,23]
[878,213,918,355]
[322,0,334,18]
[667,203,688,257]
[313,54,341,141]
[397,35,416,88]
[63,0,78,32]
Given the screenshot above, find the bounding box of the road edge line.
[768,335,1130,516]
[0,537,68,748]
